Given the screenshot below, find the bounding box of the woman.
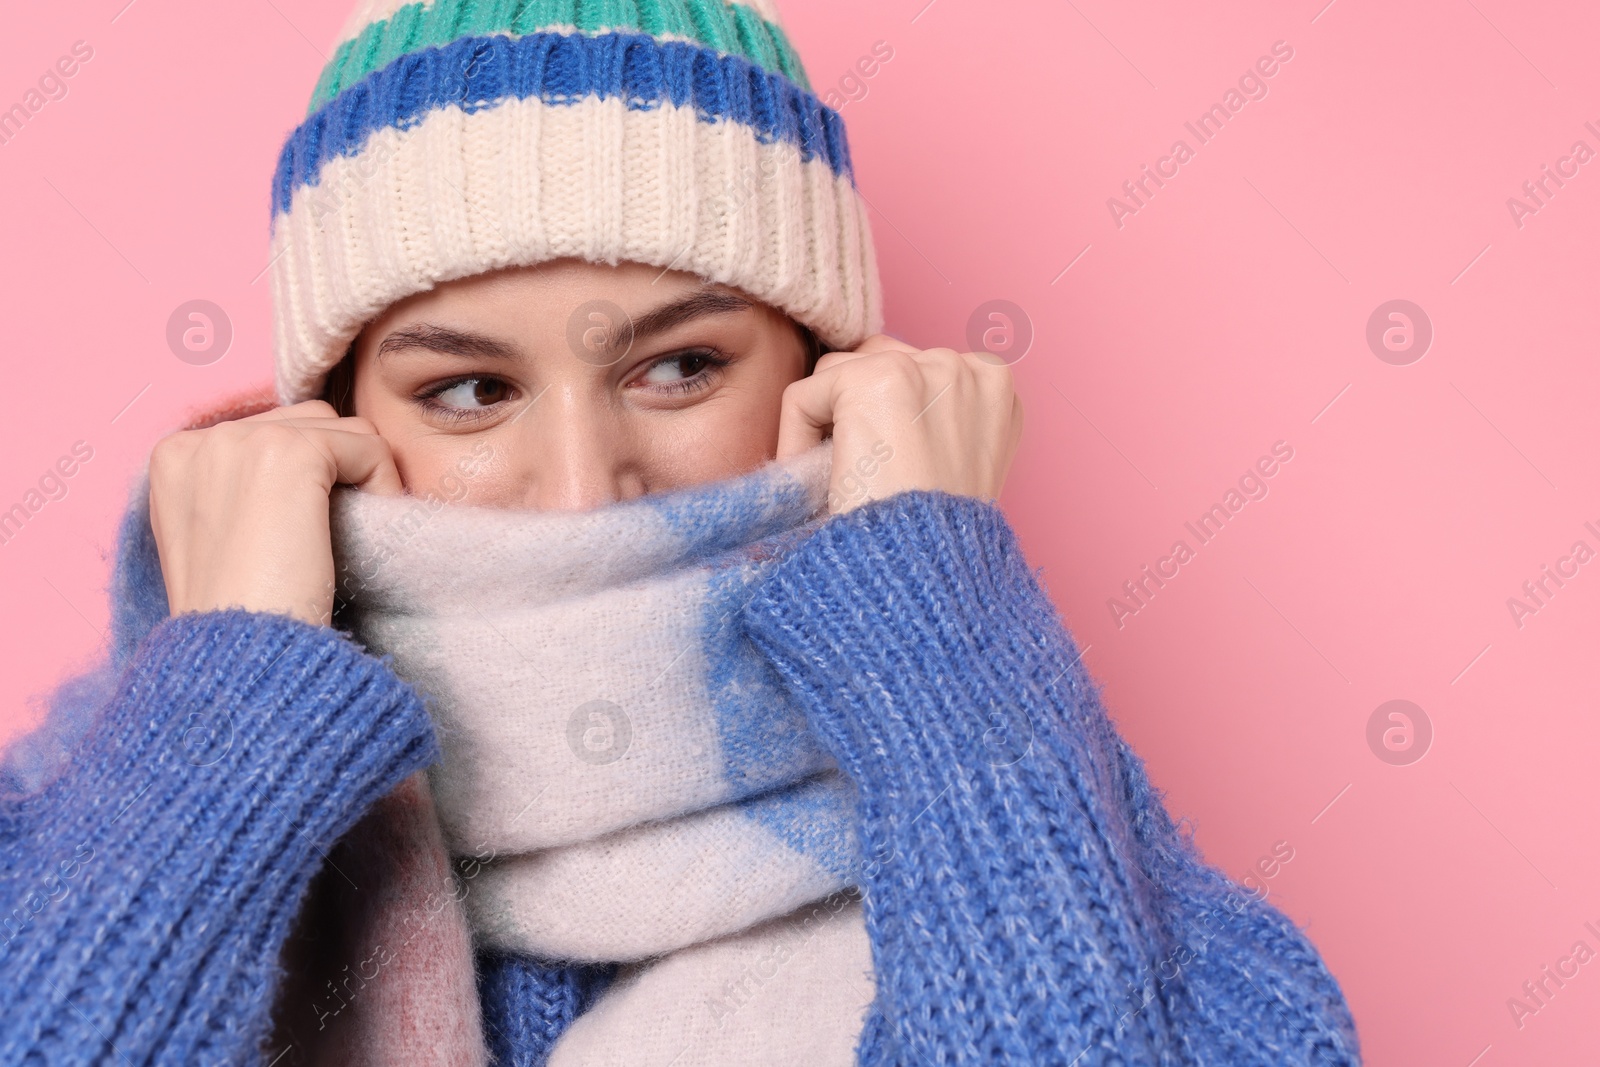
[0,1,1361,1064]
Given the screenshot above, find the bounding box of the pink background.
[3,0,1597,1062]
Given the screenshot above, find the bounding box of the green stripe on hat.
[307,0,812,116]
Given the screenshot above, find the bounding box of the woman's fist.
[148,400,402,626]
[776,334,1023,513]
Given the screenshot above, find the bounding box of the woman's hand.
[777,334,1024,514]
[148,400,403,626]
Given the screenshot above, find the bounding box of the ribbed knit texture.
[740,492,1361,1065]
[269,0,883,404]
[478,954,617,1066]
[0,611,437,1064]
[307,0,813,114]
[0,484,1363,1064]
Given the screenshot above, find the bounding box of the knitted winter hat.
[268,0,885,404]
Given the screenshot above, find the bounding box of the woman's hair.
[322,318,829,417]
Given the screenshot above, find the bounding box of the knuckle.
[291,399,339,419]
[147,432,193,480]
[881,350,920,376]
[161,425,210,458]
[209,420,252,446]
[963,347,1013,382]
[149,430,183,462]
[250,423,309,462]
[864,359,919,394]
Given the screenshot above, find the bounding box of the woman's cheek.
[683,393,784,477]
[451,442,520,507]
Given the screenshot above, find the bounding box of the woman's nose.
[516,387,625,512]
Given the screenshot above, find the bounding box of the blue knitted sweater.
[0,487,1361,1065]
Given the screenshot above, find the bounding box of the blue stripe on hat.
[270,29,856,223]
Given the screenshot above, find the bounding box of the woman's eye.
[432,378,509,409]
[639,353,714,385]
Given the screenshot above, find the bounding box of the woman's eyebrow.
[376,286,754,363]
[606,287,754,356]
[377,323,519,362]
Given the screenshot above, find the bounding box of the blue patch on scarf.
[696,560,834,799]
[737,773,859,881]
[650,460,819,566]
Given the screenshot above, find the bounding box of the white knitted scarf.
[326,442,876,1066]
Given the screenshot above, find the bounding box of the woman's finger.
[230,417,377,435]
[812,348,871,375]
[244,399,343,424]
[775,367,841,460]
[850,333,919,355]
[812,333,933,375]
[277,426,404,496]
[317,429,404,495]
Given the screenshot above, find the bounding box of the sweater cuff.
[741,491,1087,802]
[32,609,438,868]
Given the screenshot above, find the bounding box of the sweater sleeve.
[0,609,438,1066]
[739,491,1362,1067]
